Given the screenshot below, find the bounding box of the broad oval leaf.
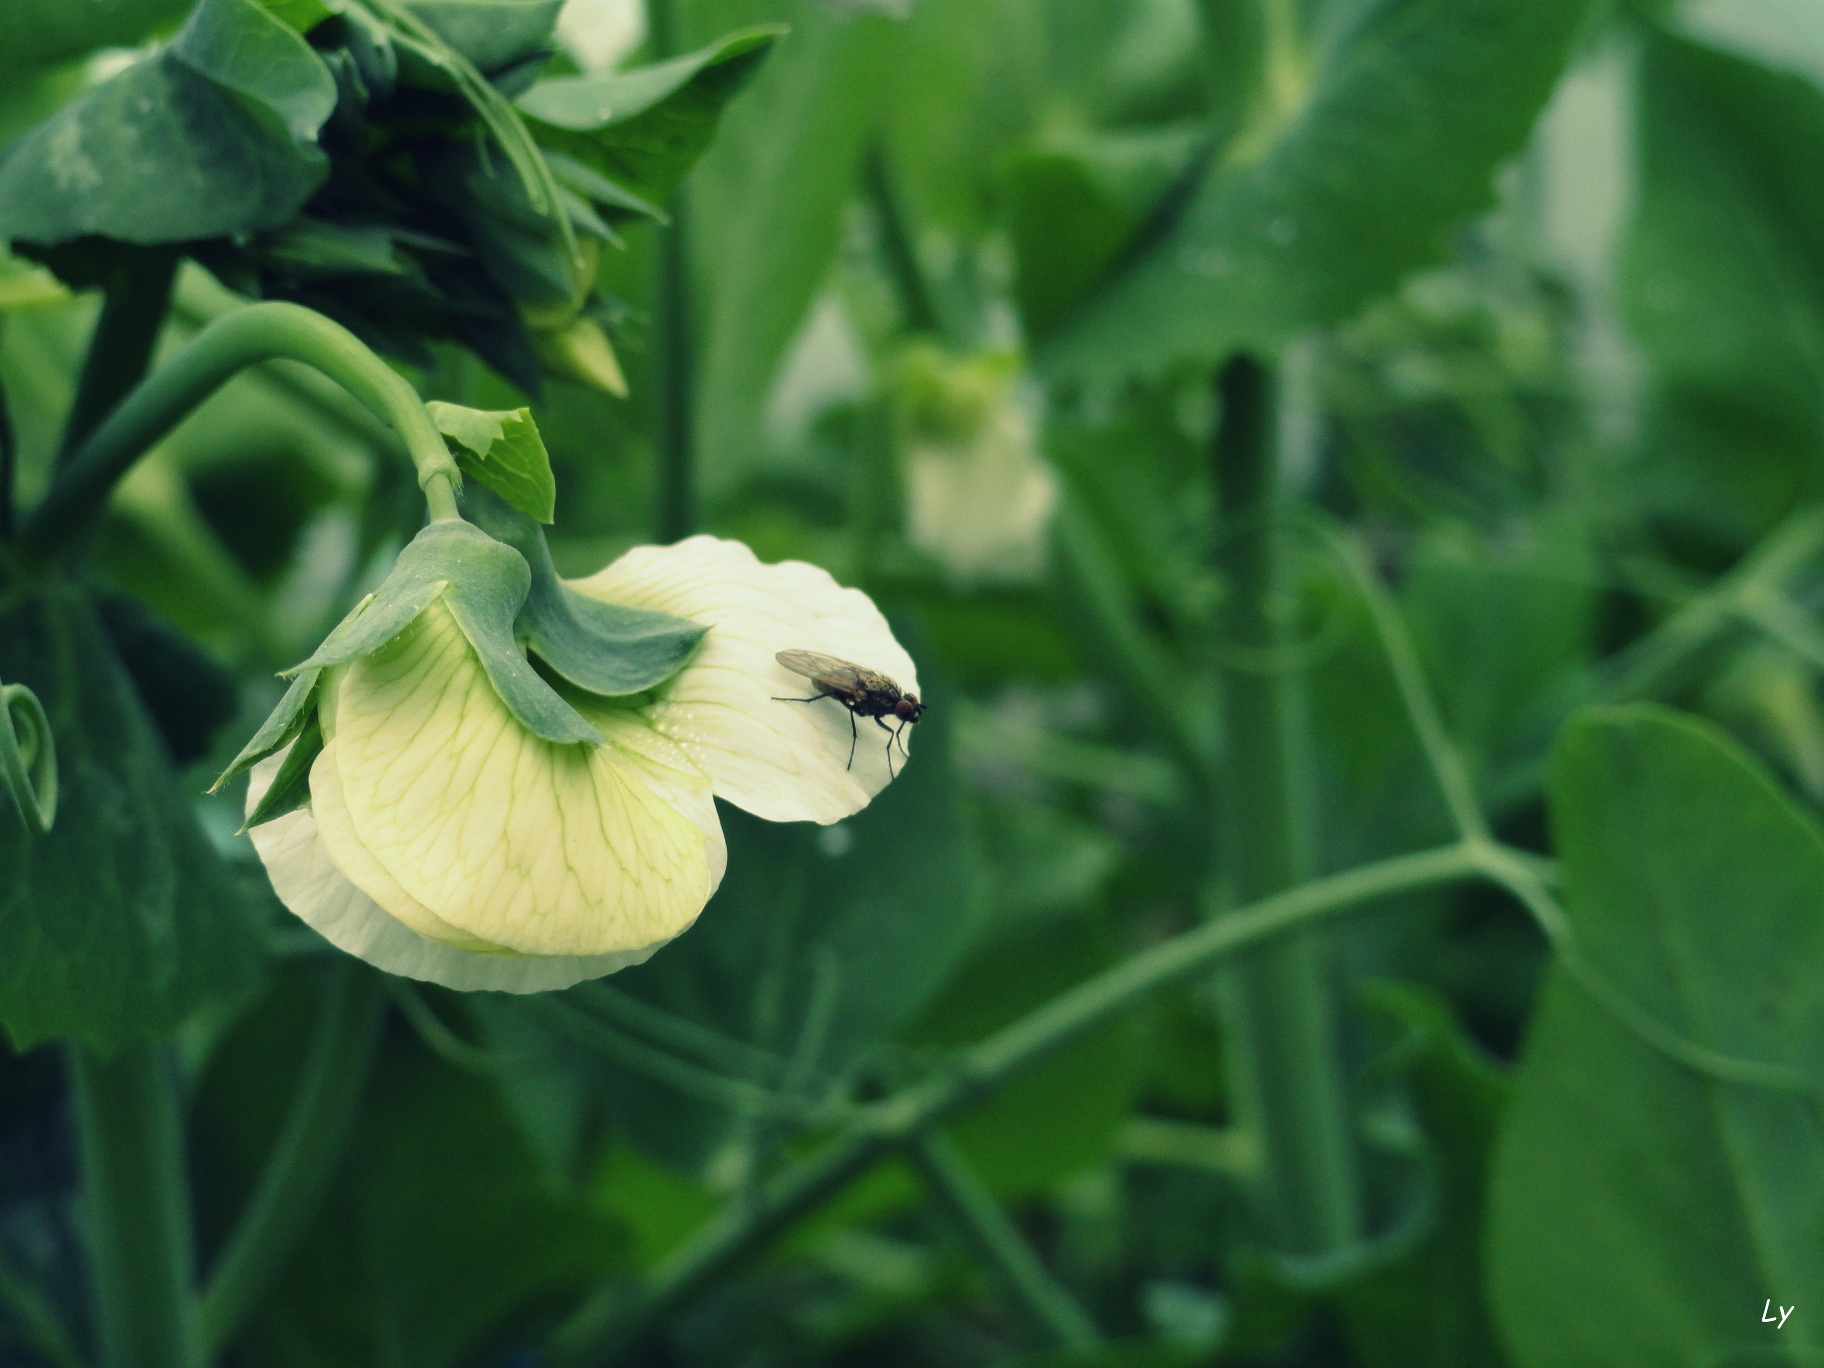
[1488,705,1824,1366]
[0,0,335,247]
[0,0,189,73]
[0,587,264,1051]
[406,0,565,75]
[1038,0,1590,382]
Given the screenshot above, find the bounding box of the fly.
[773,649,926,778]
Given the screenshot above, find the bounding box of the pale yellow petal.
[246,751,675,992]
[331,600,714,957]
[570,536,920,824]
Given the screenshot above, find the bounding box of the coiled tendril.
[1,680,57,835]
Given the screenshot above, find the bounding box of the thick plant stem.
[20,302,459,569]
[58,247,180,465]
[69,1041,198,1368]
[197,964,386,1360]
[1211,354,1360,1256]
[549,841,1482,1365]
[909,1132,1100,1351]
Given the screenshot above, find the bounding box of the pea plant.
[2,0,1822,1366]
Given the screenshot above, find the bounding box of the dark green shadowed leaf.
[427,401,558,524]
[1620,29,1824,553]
[1039,0,1589,382]
[692,9,900,497]
[172,0,338,141]
[192,993,628,1368]
[1487,705,1824,1366]
[0,587,263,1052]
[1007,125,1205,342]
[292,520,602,744]
[0,0,335,246]
[404,0,565,74]
[0,0,190,72]
[517,26,783,213]
[460,486,706,697]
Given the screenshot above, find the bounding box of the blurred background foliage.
[7,0,1824,1364]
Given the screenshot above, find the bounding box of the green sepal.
[290,520,603,745]
[427,401,558,524]
[461,487,707,697]
[210,665,322,793]
[239,710,325,831]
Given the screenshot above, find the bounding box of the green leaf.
[1487,705,1824,1366]
[1620,29,1824,552]
[251,220,411,279]
[0,586,264,1051]
[1006,125,1203,340]
[459,486,707,697]
[517,25,783,212]
[292,520,603,745]
[403,0,564,74]
[0,0,335,246]
[193,990,627,1368]
[255,0,333,33]
[0,0,190,73]
[1038,0,1590,382]
[689,12,900,497]
[96,591,241,768]
[426,400,558,524]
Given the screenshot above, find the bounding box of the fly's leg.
[872,715,897,780]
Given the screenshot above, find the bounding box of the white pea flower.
[226,511,918,993]
[897,345,1056,588]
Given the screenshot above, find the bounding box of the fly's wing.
[775,649,869,701]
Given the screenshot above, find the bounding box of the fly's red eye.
[895,699,917,721]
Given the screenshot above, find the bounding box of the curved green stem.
[1322,523,1489,843]
[196,964,386,1361]
[69,1041,197,1368]
[548,840,1483,1366]
[909,1131,1100,1351]
[19,303,459,569]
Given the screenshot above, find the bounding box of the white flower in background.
[897,345,1056,588]
[554,0,644,74]
[236,531,918,993]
